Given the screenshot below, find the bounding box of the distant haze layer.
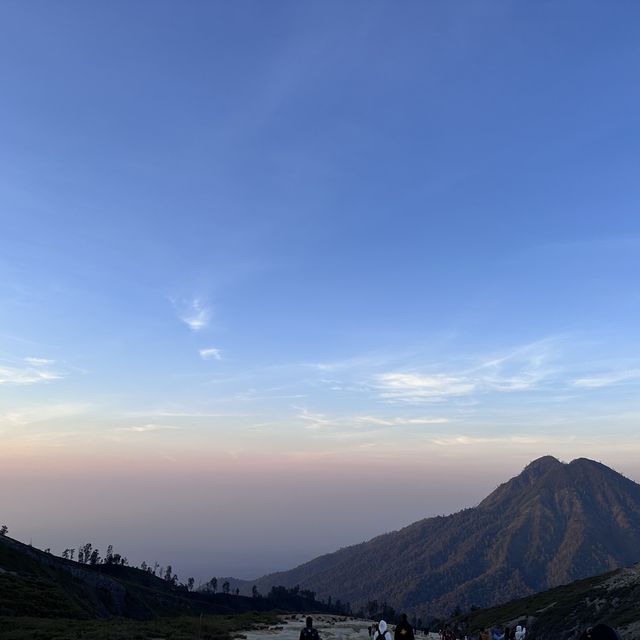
[1,454,638,581]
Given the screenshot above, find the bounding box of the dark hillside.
[451,562,640,640]
[0,533,334,619]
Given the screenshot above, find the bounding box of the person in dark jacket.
[394,614,415,640]
[578,625,621,640]
[300,617,320,640]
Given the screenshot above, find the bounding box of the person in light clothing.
[374,620,392,640]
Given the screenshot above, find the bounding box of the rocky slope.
[458,561,640,639]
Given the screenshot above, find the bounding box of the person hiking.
[442,625,455,640]
[395,614,415,640]
[578,625,622,640]
[300,617,320,640]
[374,620,392,640]
[479,628,490,640]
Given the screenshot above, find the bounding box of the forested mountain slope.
[249,457,640,617]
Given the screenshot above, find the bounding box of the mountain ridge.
[245,456,640,617]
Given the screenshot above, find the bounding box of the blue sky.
[1,1,640,578]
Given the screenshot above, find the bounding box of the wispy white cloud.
[373,339,558,403]
[24,357,56,366]
[431,434,542,446]
[572,369,640,389]
[0,357,67,385]
[119,424,182,433]
[125,408,254,418]
[354,415,449,426]
[376,372,475,401]
[174,297,211,331]
[297,408,335,430]
[295,407,450,434]
[0,403,90,426]
[199,347,222,361]
[311,352,394,372]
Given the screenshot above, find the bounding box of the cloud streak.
[354,415,450,426]
[295,407,450,434]
[431,434,542,446]
[373,340,558,403]
[572,369,640,388]
[120,424,182,433]
[0,357,67,386]
[175,298,211,331]
[0,403,89,426]
[200,347,222,361]
[377,372,475,401]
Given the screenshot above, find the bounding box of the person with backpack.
[374,620,392,640]
[300,617,320,640]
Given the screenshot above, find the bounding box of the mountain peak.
[524,455,563,472]
[252,456,640,618]
[521,455,564,481]
[478,455,563,510]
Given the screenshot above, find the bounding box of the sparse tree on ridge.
[187,577,195,591]
[79,543,93,564]
[163,565,178,584]
[252,585,260,598]
[0,524,8,536]
[222,580,230,594]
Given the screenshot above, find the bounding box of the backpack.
[301,627,320,640]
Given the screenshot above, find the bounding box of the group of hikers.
[365,616,525,640]
[299,615,622,640]
[370,616,414,640]
[439,624,526,640]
